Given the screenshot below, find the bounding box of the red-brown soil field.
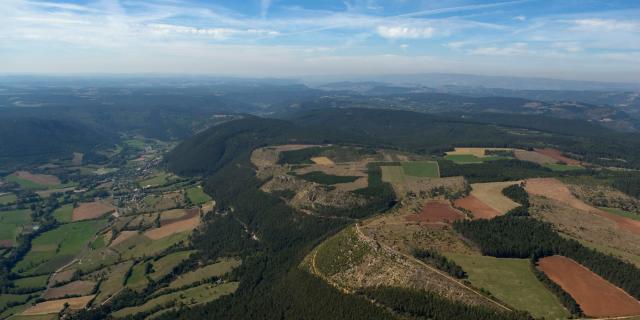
[454,195,500,219]
[72,201,116,221]
[533,148,581,165]
[406,200,465,224]
[43,280,95,300]
[537,255,640,317]
[160,207,199,226]
[526,178,640,235]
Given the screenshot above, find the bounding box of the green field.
[168,257,241,289]
[599,207,640,221]
[0,193,17,205]
[93,261,133,304]
[112,232,190,260]
[124,138,146,150]
[126,262,149,291]
[380,165,405,184]
[149,251,193,281]
[0,293,30,309]
[446,254,568,319]
[4,175,48,190]
[543,163,584,172]
[401,161,440,178]
[13,219,106,275]
[0,209,31,246]
[113,282,239,318]
[186,187,212,205]
[52,204,74,223]
[13,274,49,290]
[139,172,170,188]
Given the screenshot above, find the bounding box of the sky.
[1,0,639,82]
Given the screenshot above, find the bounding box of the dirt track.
[538,256,640,317]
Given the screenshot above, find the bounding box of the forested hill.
[166,108,640,174]
[0,117,116,166]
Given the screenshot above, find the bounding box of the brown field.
[526,178,640,235]
[21,295,94,315]
[514,149,557,165]
[144,214,200,240]
[537,256,640,317]
[13,171,60,185]
[109,231,138,247]
[310,156,335,166]
[49,269,76,286]
[454,195,501,219]
[446,147,512,158]
[72,201,116,221]
[534,148,581,165]
[470,181,521,214]
[43,280,95,300]
[160,208,198,226]
[406,200,465,224]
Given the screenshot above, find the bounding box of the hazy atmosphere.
[2,0,640,82]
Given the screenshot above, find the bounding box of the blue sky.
[1,0,639,82]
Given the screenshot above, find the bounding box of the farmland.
[447,254,568,319]
[186,186,212,205]
[0,193,17,205]
[72,201,115,221]
[52,204,73,222]
[537,255,640,317]
[401,161,440,177]
[0,209,31,246]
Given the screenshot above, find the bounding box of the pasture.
[5,171,60,190]
[14,219,106,275]
[113,282,239,318]
[13,275,48,290]
[447,254,568,319]
[186,186,212,205]
[52,204,73,223]
[0,209,31,246]
[538,255,640,317]
[168,257,241,289]
[149,250,194,281]
[139,172,171,188]
[0,193,17,205]
[401,161,439,177]
[543,163,584,172]
[445,154,483,164]
[43,280,95,300]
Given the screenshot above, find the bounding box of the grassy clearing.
[93,261,133,305]
[14,220,106,275]
[0,193,17,205]
[13,275,49,290]
[599,207,640,221]
[168,257,240,289]
[445,154,484,164]
[446,254,568,319]
[543,163,584,172]
[113,282,238,318]
[186,187,212,206]
[401,161,440,178]
[52,204,73,223]
[0,209,31,246]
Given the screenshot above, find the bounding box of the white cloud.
[514,15,526,21]
[469,42,528,56]
[552,42,582,53]
[572,19,640,32]
[260,0,272,18]
[147,24,278,39]
[377,25,434,39]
